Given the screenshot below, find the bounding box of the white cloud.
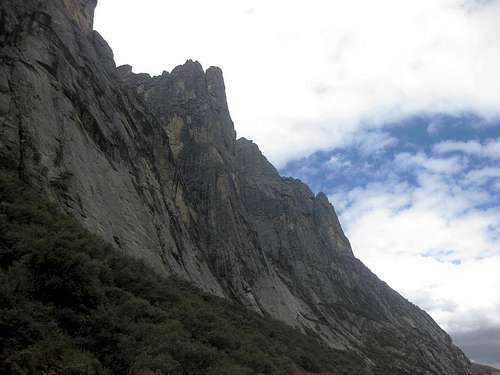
[374,254,500,334]
[395,152,466,174]
[330,152,500,334]
[434,139,500,159]
[353,131,399,155]
[464,166,500,186]
[326,155,352,169]
[94,0,500,166]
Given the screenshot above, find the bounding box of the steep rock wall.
[0,1,471,373]
[0,0,224,294]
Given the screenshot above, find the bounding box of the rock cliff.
[472,364,500,375]
[0,0,472,373]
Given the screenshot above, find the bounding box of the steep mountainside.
[472,364,500,375]
[0,171,365,375]
[0,0,471,373]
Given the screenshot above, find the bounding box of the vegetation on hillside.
[0,171,367,375]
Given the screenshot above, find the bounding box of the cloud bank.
[95,0,500,165]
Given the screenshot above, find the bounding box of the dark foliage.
[0,172,367,375]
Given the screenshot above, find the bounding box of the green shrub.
[0,171,367,374]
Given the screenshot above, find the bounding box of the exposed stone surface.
[472,364,500,375]
[0,0,224,296]
[0,0,472,373]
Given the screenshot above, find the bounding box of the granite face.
[472,364,500,375]
[472,363,500,375]
[0,1,472,373]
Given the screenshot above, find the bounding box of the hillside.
[0,0,471,373]
[472,364,500,375]
[0,171,365,374]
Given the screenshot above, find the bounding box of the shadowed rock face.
[0,0,224,295]
[0,0,472,373]
[472,364,500,375]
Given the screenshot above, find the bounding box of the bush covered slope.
[0,172,368,375]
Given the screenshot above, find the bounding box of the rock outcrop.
[472,364,500,375]
[0,0,472,373]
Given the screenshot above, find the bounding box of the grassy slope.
[0,171,369,375]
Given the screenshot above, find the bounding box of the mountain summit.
[0,0,471,373]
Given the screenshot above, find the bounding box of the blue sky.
[282,113,500,198]
[95,0,500,366]
[282,112,500,367]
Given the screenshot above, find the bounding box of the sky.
[94,0,500,367]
